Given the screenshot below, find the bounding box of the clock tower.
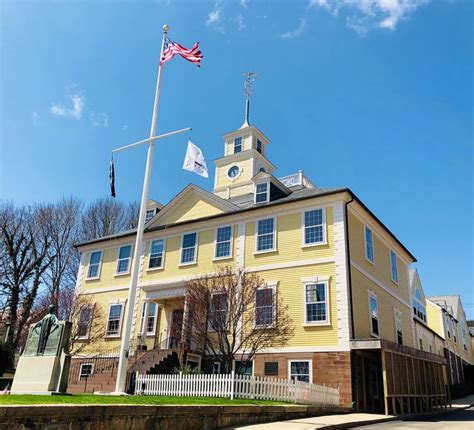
[213,74,276,203]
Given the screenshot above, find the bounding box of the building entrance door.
[169,309,183,350]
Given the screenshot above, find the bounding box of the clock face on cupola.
[213,73,277,201]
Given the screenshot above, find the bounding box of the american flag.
[160,37,203,67]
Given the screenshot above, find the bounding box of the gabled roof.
[146,184,239,228]
[75,185,417,263]
[252,171,291,196]
[428,295,461,319]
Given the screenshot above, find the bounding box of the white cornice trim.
[148,184,238,229]
[246,257,335,273]
[256,345,350,353]
[78,284,130,295]
[351,260,411,309]
[348,204,413,265]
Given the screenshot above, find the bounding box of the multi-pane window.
[116,245,132,274]
[256,139,262,154]
[212,362,221,374]
[215,226,232,258]
[390,250,398,283]
[305,283,328,323]
[149,239,164,269]
[145,209,155,223]
[77,306,92,338]
[87,251,102,279]
[289,361,311,383]
[369,293,379,337]
[419,338,423,351]
[234,137,242,153]
[181,233,197,264]
[141,302,157,334]
[255,287,275,327]
[256,218,275,251]
[209,292,228,329]
[106,304,123,336]
[413,289,426,322]
[255,182,269,204]
[394,309,403,345]
[365,227,374,262]
[462,323,468,351]
[303,209,324,245]
[80,363,93,379]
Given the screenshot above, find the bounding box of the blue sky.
[1,1,472,316]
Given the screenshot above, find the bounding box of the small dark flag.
[109,156,116,198]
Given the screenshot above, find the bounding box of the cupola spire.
[241,71,257,129]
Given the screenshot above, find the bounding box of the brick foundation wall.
[0,404,350,430]
[254,351,353,408]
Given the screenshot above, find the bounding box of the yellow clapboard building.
[72,116,466,412]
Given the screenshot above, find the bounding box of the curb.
[317,403,474,429]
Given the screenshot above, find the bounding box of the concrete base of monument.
[10,353,71,395]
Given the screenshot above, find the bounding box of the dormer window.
[256,139,262,154]
[234,137,242,154]
[145,209,155,223]
[255,182,269,204]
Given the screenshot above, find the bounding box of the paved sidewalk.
[226,394,474,429]
[226,412,394,429]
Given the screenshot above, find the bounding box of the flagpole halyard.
[113,25,169,394]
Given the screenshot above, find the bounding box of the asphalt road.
[353,407,474,429]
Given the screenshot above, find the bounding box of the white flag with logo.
[183,140,209,178]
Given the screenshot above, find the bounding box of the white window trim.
[86,250,103,281]
[179,232,199,266]
[254,181,270,204]
[288,359,313,383]
[145,209,156,223]
[212,361,221,374]
[368,290,379,338]
[302,281,330,326]
[234,136,243,153]
[105,302,124,338]
[390,249,399,284]
[364,226,375,265]
[140,301,159,336]
[79,363,94,378]
[213,225,234,261]
[254,284,277,329]
[254,216,277,254]
[301,207,327,248]
[208,291,229,332]
[115,244,133,276]
[393,307,403,344]
[147,238,166,271]
[227,165,243,181]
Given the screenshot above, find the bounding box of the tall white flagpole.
[114,24,169,394]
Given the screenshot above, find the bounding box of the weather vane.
[242,72,257,128]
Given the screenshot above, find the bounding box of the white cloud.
[206,0,225,33]
[90,112,109,127]
[236,14,245,30]
[308,0,429,35]
[280,18,307,40]
[32,111,39,125]
[50,91,85,119]
[240,0,249,8]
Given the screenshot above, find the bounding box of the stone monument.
[11,305,72,394]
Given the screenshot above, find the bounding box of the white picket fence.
[134,371,339,406]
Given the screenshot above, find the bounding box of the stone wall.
[0,404,349,430]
